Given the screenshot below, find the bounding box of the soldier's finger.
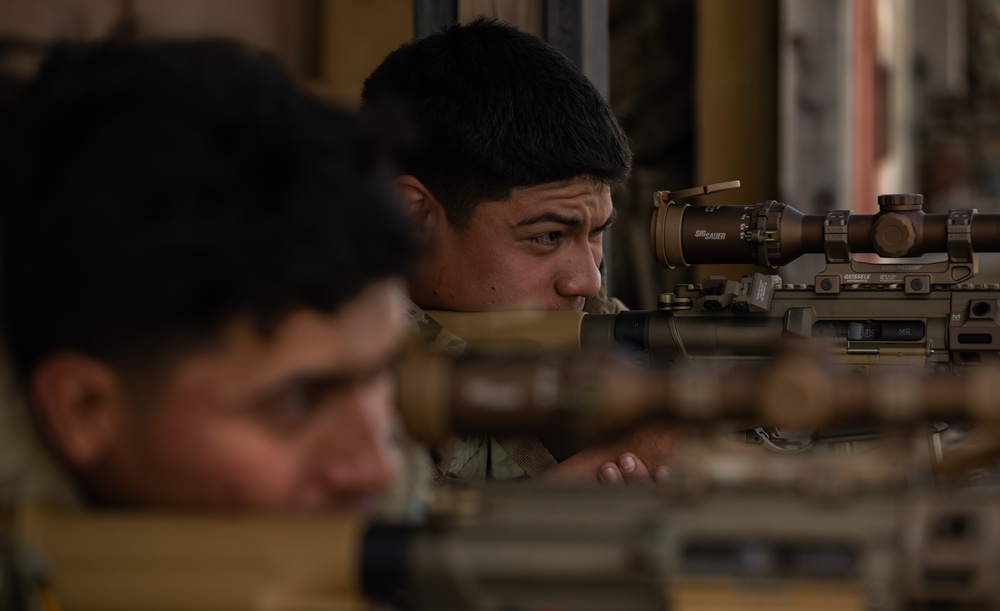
[654,466,671,485]
[618,453,653,485]
[598,462,623,485]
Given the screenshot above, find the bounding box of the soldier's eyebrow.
[593,209,617,233]
[246,348,404,408]
[516,209,617,230]
[516,212,582,227]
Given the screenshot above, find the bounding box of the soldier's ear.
[395,175,446,235]
[30,351,128,470]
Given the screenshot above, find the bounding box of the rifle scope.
[651,191,1000,269]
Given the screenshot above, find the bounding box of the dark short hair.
[361,17,632,227]
[0,38,416,382]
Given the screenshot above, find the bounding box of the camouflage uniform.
[0,360,80,607]
[400,295,560,487]
[0,366,78,509]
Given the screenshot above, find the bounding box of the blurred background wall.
[2,0,999,307]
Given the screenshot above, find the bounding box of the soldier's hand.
[533,423,679,485]
[597,452,675,486]
[594,422,679,485]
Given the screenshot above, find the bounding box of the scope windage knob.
[872,212,917,258]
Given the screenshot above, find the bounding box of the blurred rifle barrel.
[398,348,1000,445]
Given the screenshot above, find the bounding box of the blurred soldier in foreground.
[362,18,678,487]
[0,39,418,514]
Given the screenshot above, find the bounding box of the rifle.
[6,483,1000,611]
[428,183,1000,374]
[397,346,1000,484]
[5,350,1000,611]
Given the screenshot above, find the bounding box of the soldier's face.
[410,176,614,311]
[82,279,406,514]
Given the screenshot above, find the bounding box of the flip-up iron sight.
[650,180,1000,293]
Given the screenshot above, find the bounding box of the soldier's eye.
[531,231,561,246]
